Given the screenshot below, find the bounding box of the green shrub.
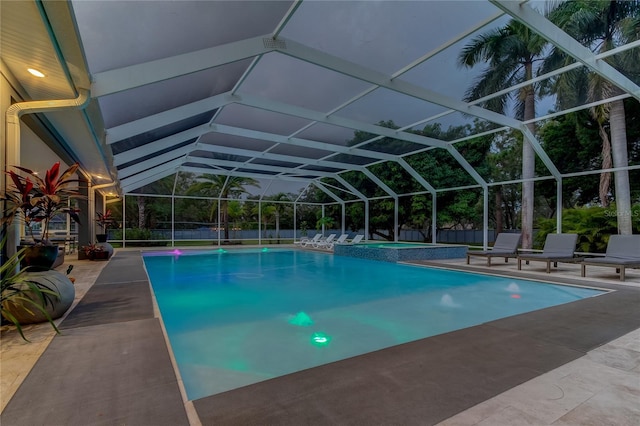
[110,228,167,246]
[536,205,640,253]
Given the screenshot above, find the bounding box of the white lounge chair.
[336,234,364,245]
[323,234,349,250]
[348,234,364,244]
[297,233,322,247]
[313,234,336,249]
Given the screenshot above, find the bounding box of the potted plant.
[95,209,115,242]
[1,162,83,269]
[0,238,62,341]
[82,243,108,260]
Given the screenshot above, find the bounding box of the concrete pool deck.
[1,247,639,425]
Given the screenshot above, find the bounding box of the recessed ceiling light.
[27,68,45,78]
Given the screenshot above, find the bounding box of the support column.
[432,193,437,244]
[483,187,489,250]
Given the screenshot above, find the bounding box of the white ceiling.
[2,0,639,199]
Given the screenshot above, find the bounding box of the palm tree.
[253,203,276,239]
[544,0,640,234]
[187,175,259,240]
[458,20,549,249]
[227,200,243,240]
[269,192,292,243]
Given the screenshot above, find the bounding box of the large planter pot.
[97,242,114,259]
[1,270,75,324]
[18,245,59,271]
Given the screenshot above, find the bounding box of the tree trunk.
[221,200,229,241]
[609,99,632,234]
[521,73,536,249]
[137,196,145,228]
[597,122,612,207]
[495,187,504,234]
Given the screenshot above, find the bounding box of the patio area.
[1,247,639,425]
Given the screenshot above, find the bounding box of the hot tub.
[334,241,467,262]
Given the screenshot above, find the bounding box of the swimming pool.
[143,248,604,401]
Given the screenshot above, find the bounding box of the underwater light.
[288,311,314,327]
[310,332,331,346]
[217,248,227,253]
[262,248,269,252]
[171,249,182,255]
[511,294,521,299]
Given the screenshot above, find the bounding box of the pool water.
[143,249,603,401]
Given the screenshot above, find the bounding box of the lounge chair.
[581,235,640,281]
[297,233,322,247]
[313,233,336,249]
[322,233,349,250]
[517,233,581,273]
[347,234,364,244]
[466,233,521,266]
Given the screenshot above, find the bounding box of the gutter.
[4,89,91,257]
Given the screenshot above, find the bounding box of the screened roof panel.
[404,149,482,190]
[235,168,279,176]
[249,158,304,169]
[73,0,293,73]
[294,123,358,147]
[213,103,314,136]
[360,139,428,156]
[239,53,372,111]
[117,139,196,171]
[335,88,450,129]
[268,144,335,160]
[318,178,359,201]
[409,113,503,142]
[183,162,235,172]
[111,111,215,155]
[198,133,277,152]
[326,153,380,167]
[610,46,640,86]
[279,1,504,75]
[189,151,254,164]
[300,165,343,174]
[119,153,186,180]
[401,15,512,98]
[98,61,251,128]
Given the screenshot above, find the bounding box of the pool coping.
[2,248,639,425]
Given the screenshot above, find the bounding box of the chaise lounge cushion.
[581,235,640,281]
[467,233,521,266]
[517,233,581,273]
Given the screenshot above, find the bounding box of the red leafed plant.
[96,209,115,231]
[2,162,83,245]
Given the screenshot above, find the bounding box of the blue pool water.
[143,249,603,401]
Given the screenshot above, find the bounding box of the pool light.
[262,248,269,252]
[288,311,314,327]
[310,332,331,346]
[217,248,227,253]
